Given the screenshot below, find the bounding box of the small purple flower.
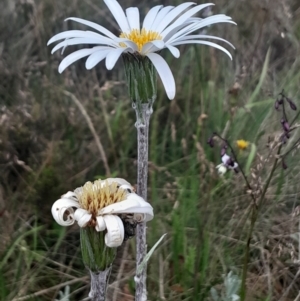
[221,154,238,169]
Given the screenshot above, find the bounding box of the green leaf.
[248,48,271,104]
[136,233,167,275]
[245,143,257,175]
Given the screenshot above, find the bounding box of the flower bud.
[287,98,297,111]
[275,100,280,110]
[207,137,214,147]
[283,121,290,132]
[281,119,290,132]
[221,146,226,157]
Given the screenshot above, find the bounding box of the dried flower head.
[51,178,153,247]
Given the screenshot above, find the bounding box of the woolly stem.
[134,102,153,301]
[88,267,112,301]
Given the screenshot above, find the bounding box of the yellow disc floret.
[119,28,162,52]
[76,180,127,216]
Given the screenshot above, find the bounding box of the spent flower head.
[47,0,236,100]
[52,178,153,248]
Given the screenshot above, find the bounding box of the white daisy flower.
[51,178,154,248]
[47,0,236,100]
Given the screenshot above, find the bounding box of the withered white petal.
[74,208,92,227]
[99,193,154,220]
[103,215,125,247]
[62,191,78,201]
[134,213,146,222]
[96,216,106,232]
[104,178,131,187]
[51,178,154,248]
[51,198,80,226]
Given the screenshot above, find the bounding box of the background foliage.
[1,0,300,300]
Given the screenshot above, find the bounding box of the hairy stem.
[134,102,153,301]
[89,267,112,301]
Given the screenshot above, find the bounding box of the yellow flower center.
[119,28,162,52]
[76,180,127,216]
[236,139,249,150]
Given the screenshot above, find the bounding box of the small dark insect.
[123,220,137,241]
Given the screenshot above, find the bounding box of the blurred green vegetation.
[1,0,300,300]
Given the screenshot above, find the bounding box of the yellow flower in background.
[236,139,249,150]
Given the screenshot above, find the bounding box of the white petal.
[51,38,116,54]
[104,0,130,33]
[166,45,180,58]
[164,15,235,43]
[47,30,105,45]
[189,15,236,31]
[133,213,146,222]
[58,48,102,73]
[85,49,111,69]
[105,47,129,70]
[118,184,134,192]
[99,193,154,222]
[103,215,124,247]
[172,40,233,59]
[103,178,131,187]
[141,40,165,54]
[62,191,78,201]
[74,208,92,227]
[126,7,140,30]
[155,2,195,34]
[161,3,214,38]
[51,198,80,226]
[142,5,163,31]
[221,154,231,165]
[99,194,143,214]
[163,22,195,42]
[150,6,174,32]
[146,52,176,100]
[216,164,227,175]
[65,17,117,39]
[96,216,106,231]
[118,39,138,51]
[169,34,235,49]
